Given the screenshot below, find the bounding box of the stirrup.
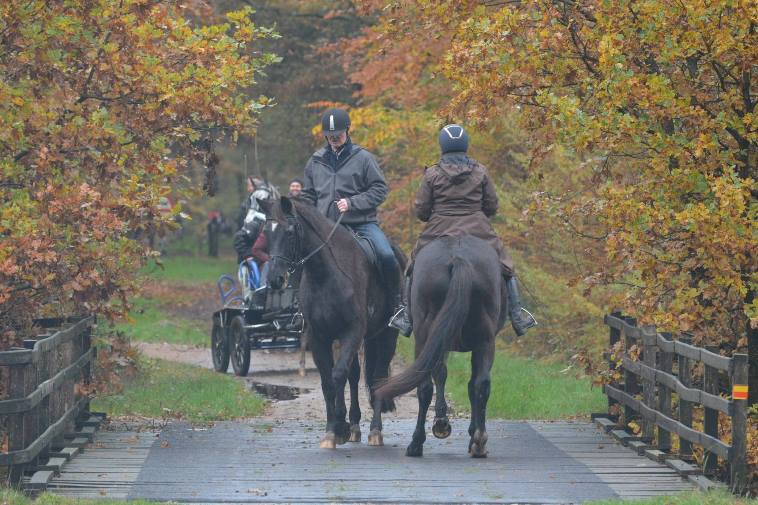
[511,307,537,336]
[518,307,537,326]
[388,307,412,337]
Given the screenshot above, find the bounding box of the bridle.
[270,211,345,275]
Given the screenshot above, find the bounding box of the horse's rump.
[375,236,502,400]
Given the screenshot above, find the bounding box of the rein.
[273,212,345,274]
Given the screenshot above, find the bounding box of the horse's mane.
[290,200,364,285]
[292,200,354,246]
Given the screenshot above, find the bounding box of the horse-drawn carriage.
[210,259,303,376]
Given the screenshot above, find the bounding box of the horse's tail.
[374,256,472,401]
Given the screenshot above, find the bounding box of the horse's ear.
[280,195,294,216]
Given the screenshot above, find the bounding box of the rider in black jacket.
[301,108,406,333]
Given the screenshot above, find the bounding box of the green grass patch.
[115,297,208,347]
[397,337,606,419]
[0,489,160,505]
[92,358,265,422]
[588,490,755,505]
[141,254,234,283]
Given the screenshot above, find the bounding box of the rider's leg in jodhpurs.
[347,223,409,335]
[502,265,537,336]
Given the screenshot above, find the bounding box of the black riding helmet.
[439,124,469,154]
[321,108,350,136]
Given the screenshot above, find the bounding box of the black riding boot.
[388,275,412,337]
[505,276,537,336]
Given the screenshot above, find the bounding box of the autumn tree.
[327,2,609,358]
[350,0,757,399]
[0,0,277,343]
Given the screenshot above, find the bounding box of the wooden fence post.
[8,364,29,485]
[730,354,748,493]
[703,346,719,475]
[82,322,93,415]
[678,334,693,460]
[656,332,673,453]
[641,325,657,442]
[608,311,622,414]
[623,316,639,425]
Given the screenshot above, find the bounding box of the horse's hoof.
[432,418,451,439]
[405,443,423,457]
[334,422,350,445]
[367,429,383,446]
[469,430,488,458]
[320,433,336,449]
[469,445,488,458]
[349,425,361,443]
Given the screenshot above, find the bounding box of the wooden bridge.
[43,419,697,503]
[4,314,749,503]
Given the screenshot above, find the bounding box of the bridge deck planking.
[529,421,694,497]
[46,420,694,503]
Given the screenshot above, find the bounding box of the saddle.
[348,228,379,269]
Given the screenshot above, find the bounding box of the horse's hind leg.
[299,331,308,378]
[468,340,495,458]
[406,375,433,457]
[311,338,338,449]
[432,364,451,439]
[367,328,398,446]
[348,358,361,442]
[402,321,431,457]
[332,332,362,445]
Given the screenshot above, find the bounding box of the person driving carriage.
[301,108,405,331]
[389,124,537,337]
[233,183,277,307]
[237,176,277,229]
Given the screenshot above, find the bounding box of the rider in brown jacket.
[389,124,537,337]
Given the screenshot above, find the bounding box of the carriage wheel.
[211,316,229,373]
[230,315,251,377]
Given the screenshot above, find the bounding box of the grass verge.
[115,296,208,347]
[587,490,755,504]
[92,358,265,423]
[141,254,234,283]
[0,490,160,505]
[397,337,606,419]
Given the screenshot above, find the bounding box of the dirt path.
[137,342,423,421]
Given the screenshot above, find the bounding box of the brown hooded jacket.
[412,153,514,275]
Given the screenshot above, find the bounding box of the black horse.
[374,235,506,458]
[262,196,402,448]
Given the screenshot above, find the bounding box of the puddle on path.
[250,381,310,401]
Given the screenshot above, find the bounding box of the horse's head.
[259,196,301,290]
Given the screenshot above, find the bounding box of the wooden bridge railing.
[602,312,749,492]
[0,316,95,485]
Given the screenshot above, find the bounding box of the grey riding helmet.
[321,108,350,136]
[438,124,469,154]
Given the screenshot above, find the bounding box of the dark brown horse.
[374,235,506,457]
[262,196,403,448]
